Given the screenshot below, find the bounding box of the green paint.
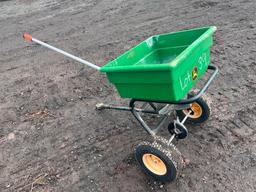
[101,26,216,101]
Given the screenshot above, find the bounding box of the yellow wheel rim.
[183,102,202,119]
[142,153,167,175]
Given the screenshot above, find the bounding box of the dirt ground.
[0,0,256,191]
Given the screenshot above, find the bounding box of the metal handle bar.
[130,64,218,106]
[23,33,100,70]
[178,64,218,104]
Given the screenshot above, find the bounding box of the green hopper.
[101,26,217,101]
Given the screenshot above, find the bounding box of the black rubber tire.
[176,95,211,125]
[176,94,211,125]
[135,142,178,182]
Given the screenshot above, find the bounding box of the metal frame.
[97,65,218,142]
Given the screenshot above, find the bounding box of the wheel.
[135,141,181,182]
[168,122,188,139]
[176,94,211,125]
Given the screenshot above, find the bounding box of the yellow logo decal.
[192,67,198,80]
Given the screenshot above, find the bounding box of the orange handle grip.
[23,33,32,42]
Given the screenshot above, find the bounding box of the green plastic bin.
[100,26,217,101]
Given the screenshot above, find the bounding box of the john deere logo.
[192,67,198,80]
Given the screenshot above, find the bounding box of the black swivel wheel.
[168,122,188,139]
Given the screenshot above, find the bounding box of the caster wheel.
[168,122,188,139]
[176,94,211,125]
[135,141,182,183]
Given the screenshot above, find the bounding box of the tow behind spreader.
[23,26,218,182]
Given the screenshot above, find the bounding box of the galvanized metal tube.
[32,38,100,70]
[25,34,100,70]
